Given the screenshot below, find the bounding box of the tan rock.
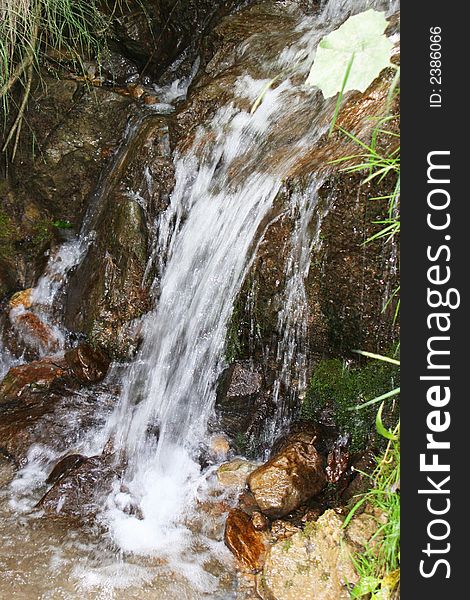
[217,458,258,488]
[248,441,326,518]
[260,510,358,600]
[210,435,231,458]
[8,289,33,310]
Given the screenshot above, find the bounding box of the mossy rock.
[301,357,399,452]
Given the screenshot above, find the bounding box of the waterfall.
[101,0,397,560]
[0,0,399,595]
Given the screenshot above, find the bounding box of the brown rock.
[64,344,110,384]
[248,441,326,518]
[224,508,268,570]
[270,520,300,542]
[46,454,87,485]
[38,455,117,520]
[0,359,68,404]
[10,311,60,354]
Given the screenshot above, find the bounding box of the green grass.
[1,0,107,156]
[346,438,400,598]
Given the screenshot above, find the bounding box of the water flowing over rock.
[0,0,400,596]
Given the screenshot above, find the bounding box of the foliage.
[306,10,393,98]
[1,0,107,157]
[301,356,399,452]
[346,438,400,598]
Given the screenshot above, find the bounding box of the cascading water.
[102,0,398,567]
[0,0,399,596]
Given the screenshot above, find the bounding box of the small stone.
[251,511,269,532]
[217,459,258,488]
[8,289,33,310]
[270,519,300,541]
[210,435,230,459]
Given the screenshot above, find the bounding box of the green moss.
[0,209,18,259]
[301,356,399,452]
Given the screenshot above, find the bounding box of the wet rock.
[224,508,268,570]
[38,455,117,520]
[210,435,231,460]
[217,459,259,488]
[260,509,360,600]
[64,344,110,384]
[326,435,350,484]
[1,79,133,298]
[214,361,274,454]
[64,116,174,359]
[108,0,242,83]
[341,450,376,503]
[270,520,300,542]
[0,358,114,465]
[247,440,326,518]
[8,289,33,310]
[46,454,87,485]
[251,511,269,532]
[8,309,60,355]
[0,359,68,404]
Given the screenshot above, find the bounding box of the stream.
[0,0,399,597]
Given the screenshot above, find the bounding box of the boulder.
[64,344,110,384]
[247,440,326,518]
[38,455,117,520]
[224,508,268,570]
[259,509,359,600]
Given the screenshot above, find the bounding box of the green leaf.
[376,402,398,440]
[351,575,380,598]
[52,220,74,229]
[306,9,393,98]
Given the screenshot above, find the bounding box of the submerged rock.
[38,455,117,520]
[224,508,269,571]
[247,440,326,518]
